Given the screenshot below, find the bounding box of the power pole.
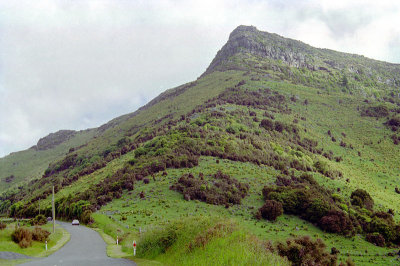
[52,186,55,233]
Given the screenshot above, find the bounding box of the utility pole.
[52,186,55,233]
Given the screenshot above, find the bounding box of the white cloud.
[0,0,400,157]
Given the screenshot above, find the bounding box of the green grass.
[2,35,400,266]
[94,214,289,266]
[0,222,69,257]
[20,74,400,265]
[0,129,96,195]
[94,157,398,265]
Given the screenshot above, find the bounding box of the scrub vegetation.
[1,25,400,264]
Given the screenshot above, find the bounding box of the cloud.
[0,0,400,157]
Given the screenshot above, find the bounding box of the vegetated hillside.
[2,25,400,265]
[0,129,96,195]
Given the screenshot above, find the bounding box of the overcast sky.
[1,0,400,157]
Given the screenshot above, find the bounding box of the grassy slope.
[0,129,96,194]
[29,72,400,265]
[94,157,398,265]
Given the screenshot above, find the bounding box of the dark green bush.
[368,217,396,242]
[30,214,47,226]
[351,189,374,210]
[80,210,93,224]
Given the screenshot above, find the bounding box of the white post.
[45,240,47,251]
[52,186,55,234]
[133,240,136,256]
[116,235,118,246]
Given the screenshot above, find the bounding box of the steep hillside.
[0,129,96,195]
[1,26,400,265]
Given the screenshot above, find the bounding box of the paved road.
[21,222,135,266]
[0,251,32,260]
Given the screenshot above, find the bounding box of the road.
[21,222,135,266]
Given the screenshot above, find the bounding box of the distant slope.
[0,129,96,195]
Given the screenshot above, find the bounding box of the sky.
[0,0,400,157]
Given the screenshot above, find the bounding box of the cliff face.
[204,25,316,75]
[203,26,400,89]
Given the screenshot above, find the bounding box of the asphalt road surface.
[21,222,135,266]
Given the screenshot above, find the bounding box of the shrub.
[276,236,337,266]
[11,228,32,248]
[260,119,274,131]
[19,238,32,248]
[256,200,283,221]
[170,171,249,206]
[0,223,6,230]
[368,216,396,241]
[319,210,354,235]
[361,105,389,118]
[366,233,386,247]
[32,227,50,242]
[81,210,93,224]
[331,247,340,255]
[304,198,331,223]
[350,189,374,210]
[386,115,400,131]
[31,214,47,226]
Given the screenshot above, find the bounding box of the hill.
[1,25,400,265]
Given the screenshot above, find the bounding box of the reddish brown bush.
[276,236,337,266]
[366,233,386,247]
[170,171,249,206]
[11,228,32,248]
[32,227,50,242]
[319,210,353,235]
[0,223,6,230]
[19,238,31,248]
[256,200,283,221]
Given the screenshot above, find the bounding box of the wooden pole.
[52,186,55,233]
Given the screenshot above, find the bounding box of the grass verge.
[0,222,70,258]
[93,213,289,266]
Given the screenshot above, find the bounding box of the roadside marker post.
[117,235,118,246]
[45,240,47,251]
[133,240,136,256]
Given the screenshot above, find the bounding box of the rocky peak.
[34,130,76,151]
[203,25,316,75]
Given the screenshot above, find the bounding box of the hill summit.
[1,25,400,265]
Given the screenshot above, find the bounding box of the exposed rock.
[34,130,76,150]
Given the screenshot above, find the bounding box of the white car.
[72,219,80,226]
